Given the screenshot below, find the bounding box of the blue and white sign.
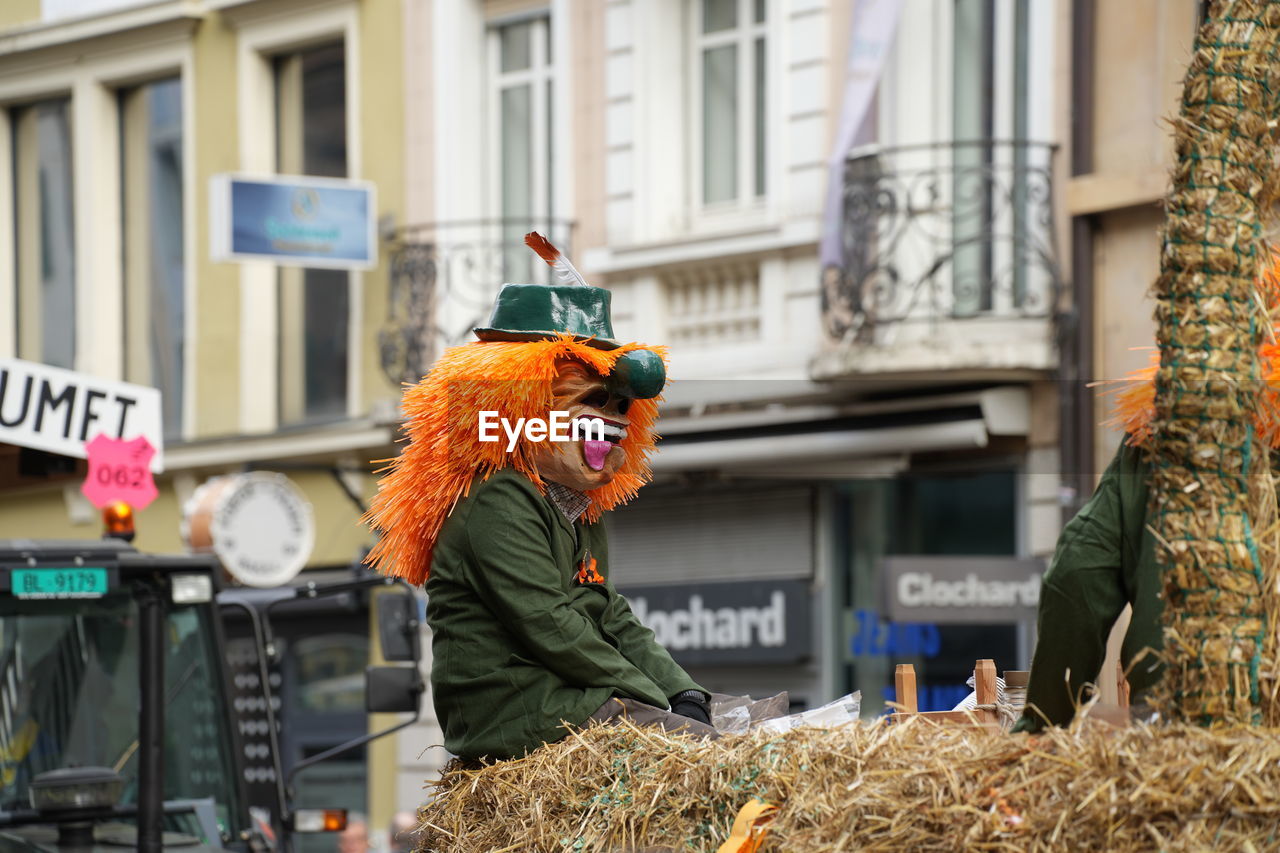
[211,174,376,270]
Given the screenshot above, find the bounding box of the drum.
[181,472,315,588]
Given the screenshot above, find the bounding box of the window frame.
[486,12,556,247]
[272,40,354,427]
[0,33,194,439]
[233,4,363,434]
[688,0,770,216]
[10,96,76,371]
[119,74,187,439]
[483,9,560,289]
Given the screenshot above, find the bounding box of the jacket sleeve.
[1017,444,1130,731]
[462,477,670,708]
[601,581,705,701]
[588,525,705,701]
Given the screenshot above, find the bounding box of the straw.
[412,720,1280,852]
[1148,0,1280,725]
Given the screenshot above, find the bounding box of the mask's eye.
[618,398,632,416]
[582,389,610,409]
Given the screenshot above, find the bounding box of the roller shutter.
[605,486,815,586]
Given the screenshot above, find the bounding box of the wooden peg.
[894,663,918,714]
[975,659,998,708]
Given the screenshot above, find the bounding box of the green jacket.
[425,468,703,760]
[1017,442,1163,730]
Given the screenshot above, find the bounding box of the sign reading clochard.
[620,580,811,666]
[884,556,1045,624]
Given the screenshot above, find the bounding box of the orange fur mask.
[362,334,666,584]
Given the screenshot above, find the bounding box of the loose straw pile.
[1149,0,1280,724]
[413,721,1280,852]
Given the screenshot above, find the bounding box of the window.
[275,41,349,424]
[950,0,1033,316]
[11,98,75,369]
[695,0,767,207]
[120,77,184,438]
[0,593,246,839]
[490,15,554,283]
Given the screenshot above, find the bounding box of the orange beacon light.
[103,501,136,542]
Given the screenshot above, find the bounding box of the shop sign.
[844,609,940,660]
[884,556,1044,624]
[211,174,376,269]
[0,358,164,472]
[620,579,811,666]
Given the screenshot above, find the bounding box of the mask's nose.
[607,350,666,400]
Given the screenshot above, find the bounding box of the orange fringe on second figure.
[1101,254,1280,449]
[1102,343,1280,450]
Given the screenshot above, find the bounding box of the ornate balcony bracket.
[380,219,575,387]
[822,140,1064,348]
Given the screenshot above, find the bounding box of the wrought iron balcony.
[817,140,1063,376]
[379,219,575,387]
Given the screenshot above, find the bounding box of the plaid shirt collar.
[545,481,591,524]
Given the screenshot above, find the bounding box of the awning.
[651,419,988,474]
[649,386,1027,476]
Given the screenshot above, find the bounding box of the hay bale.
[1150,0,1280,724]
[413,721,1280,851]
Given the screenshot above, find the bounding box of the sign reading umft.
[620,579,811,666]
[884,556,1045,624]
[210,174,376,270]
[0,358,164,472]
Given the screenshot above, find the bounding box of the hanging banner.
[818,0,905,269]
[0,358,164,472]
[210,174,377,270]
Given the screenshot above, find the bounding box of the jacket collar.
[544,481,590,525]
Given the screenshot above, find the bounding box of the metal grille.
[225,637,281,809]
[381,219,575,386]
[822,140,1062,345]
[604,486,814,585]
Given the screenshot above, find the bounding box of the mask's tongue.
[584,440,612,471]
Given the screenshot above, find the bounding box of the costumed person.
[363,234,715,760]
[1014,263,1280,732]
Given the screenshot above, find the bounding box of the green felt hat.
[475,283,620,349]
[473,283,665,399]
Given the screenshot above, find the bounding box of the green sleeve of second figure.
[1018,446,1131,730]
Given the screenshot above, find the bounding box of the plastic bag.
[755,692,861,735]
[711,692,791,733]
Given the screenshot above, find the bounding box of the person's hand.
[670,690,712,726]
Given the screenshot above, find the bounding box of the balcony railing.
[380,219,575,387]
[822,140,1062,349]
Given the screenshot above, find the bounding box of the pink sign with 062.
[81,433,159,511]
